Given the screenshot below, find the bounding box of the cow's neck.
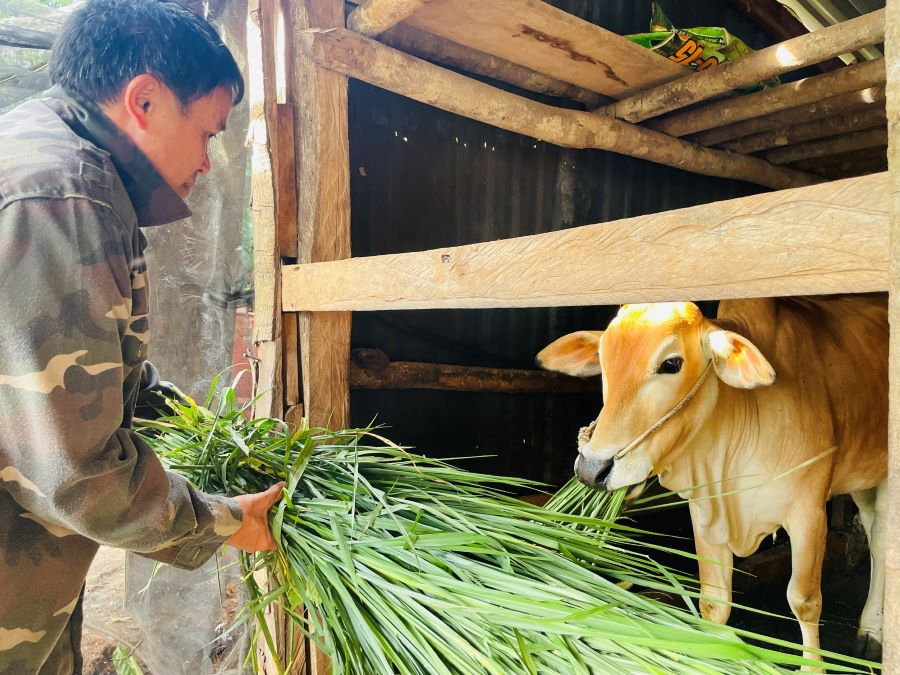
[657,381,775,555]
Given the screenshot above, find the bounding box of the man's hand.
[226,482,285,552]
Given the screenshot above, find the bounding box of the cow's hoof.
[853,632,882,661]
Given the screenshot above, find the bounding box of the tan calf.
[537,296,887,665]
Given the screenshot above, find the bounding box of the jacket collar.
[42,86,191,227]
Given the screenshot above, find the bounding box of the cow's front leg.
[785,507,827,669]
[691,523,734,624]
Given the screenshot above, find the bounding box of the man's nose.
[199,153,211,174]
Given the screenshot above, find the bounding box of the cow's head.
[536,303,775,495]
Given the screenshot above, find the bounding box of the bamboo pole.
[722,107,886,154]
[346,0,427,36]
[693,84,886,147]
[377,22,604,107]
[884,0,900,668]
[655,58,885,139]
[763,126,887,164]
[298,28,816,190]
[793,146,887,179]
[601,9,884,123]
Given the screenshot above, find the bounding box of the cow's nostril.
[575,454,614,490]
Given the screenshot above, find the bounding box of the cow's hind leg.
[850,482,886,661]
[785,506,827,669]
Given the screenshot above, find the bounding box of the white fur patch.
[20,513,76,539]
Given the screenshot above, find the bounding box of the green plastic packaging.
[626,2,780,92]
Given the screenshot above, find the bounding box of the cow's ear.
[704,329,776,389]
[536,331,603,377]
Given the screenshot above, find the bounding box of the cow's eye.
[657,357,683,375]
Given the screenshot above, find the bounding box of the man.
[0,1,282,672]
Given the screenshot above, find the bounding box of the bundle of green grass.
[137,385,875,674]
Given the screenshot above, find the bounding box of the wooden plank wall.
[882,0,899,669]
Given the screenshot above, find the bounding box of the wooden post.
[287,5,352,423]
[694,84,886,147]
[654,58,885,139]
[601,9,885,123]
[248,0,282,421]
[882,0,900,669]
[298,28,816,190]
[346,0,428,36]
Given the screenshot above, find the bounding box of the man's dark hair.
[49,0,244,108]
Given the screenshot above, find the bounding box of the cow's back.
[717,295,888,496]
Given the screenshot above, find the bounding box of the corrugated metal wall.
[348,1,773,488]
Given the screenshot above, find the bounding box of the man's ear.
[122,74,162,131]
[536,331,603,377]
[703,327,775,389]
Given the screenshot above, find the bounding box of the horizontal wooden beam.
[377,22,604,107]
[723,0,845,71]
[722,106,885,154]
[282,172,889,312]
[764,126,887,163]
[396,0,686,97]
[349,348,601,393]
[655,57,885,138]
[692,83,886,147]
[601,9,884,123]
[299,28,815,189]
[346,0,427,36]
[794,145,887,179]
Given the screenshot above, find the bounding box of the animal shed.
[247,0,896,671]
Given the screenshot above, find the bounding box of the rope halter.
[594,360,715,461]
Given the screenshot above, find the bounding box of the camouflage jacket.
[0,88,243,675]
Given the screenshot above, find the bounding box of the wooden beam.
[654,57,885,138]
[393,0,686,97]
[0,66,49,89]
[347,0,427,36]
[723,0,845,72]
[349,348,602,393]
[721,106,886,154]
[601,9,885,124]
[377,22,604,107]
[692,83,886,147]
[883,0,900,667]
[793,146,887,180]
[282,172,889,312]
[299,28,815,190]
[763,126,887,164]
[248,0,283,420]
[289,1,351,434]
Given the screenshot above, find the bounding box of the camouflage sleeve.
[0,196,243,571]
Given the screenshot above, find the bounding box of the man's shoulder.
[0,99,120,210]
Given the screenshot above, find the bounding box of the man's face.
[138,84,233,198]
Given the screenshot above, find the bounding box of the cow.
[536,296,887,666]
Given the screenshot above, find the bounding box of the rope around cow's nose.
[575,361,715,461]
[614,361,714,460]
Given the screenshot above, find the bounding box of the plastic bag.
[626,2,780,92]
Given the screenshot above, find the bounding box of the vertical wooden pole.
[884,0,900,670]
[288,0,352,432]
[249,1,308,673]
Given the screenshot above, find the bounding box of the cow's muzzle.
[574,452,613,490]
